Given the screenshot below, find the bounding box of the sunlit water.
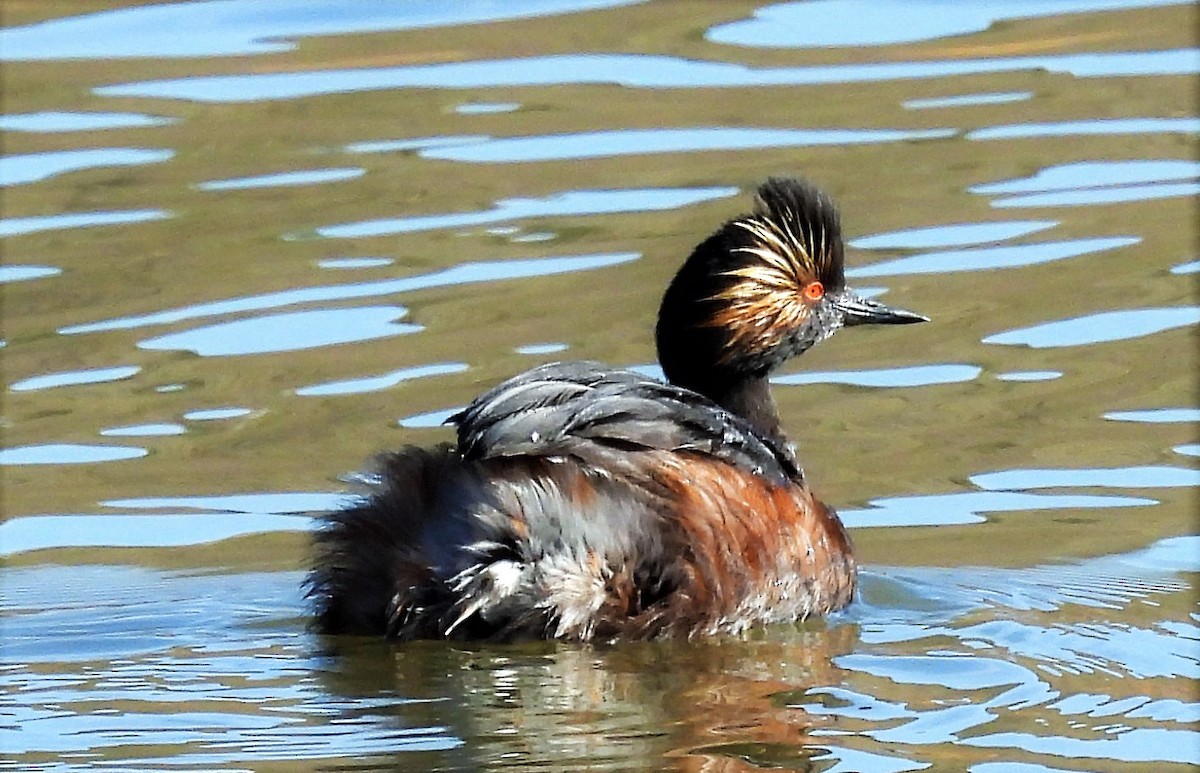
[2,1,1197,770]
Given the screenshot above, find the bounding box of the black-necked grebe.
[308,177,927,642]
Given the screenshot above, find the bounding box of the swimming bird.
[308,177,927,642]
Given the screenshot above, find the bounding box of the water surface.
[2,0,1196,770]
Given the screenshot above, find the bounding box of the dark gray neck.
[708,374,790,453]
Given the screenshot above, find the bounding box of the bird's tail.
[306,444,463,637]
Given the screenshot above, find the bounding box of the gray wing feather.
[451,361,797,485]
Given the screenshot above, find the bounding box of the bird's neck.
[655,233,794,451]
[706,373,790,452]
[662,352,791,451]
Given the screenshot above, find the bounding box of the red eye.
[803,281,825,301]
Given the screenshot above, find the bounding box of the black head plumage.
[745,177,846,291]
[656,177,926,405]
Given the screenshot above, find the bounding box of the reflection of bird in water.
[316,624,860,771]
[308,177,926,641]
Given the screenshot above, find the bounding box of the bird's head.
[657,177,927,398]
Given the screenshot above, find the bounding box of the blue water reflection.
[62,253,638,335]
[317,257,394,269]
[455,102,521,115]
[317,186,738,238]
[0,443,147,465]
[400,407,462,429]
[984,307,1200,347]
[296,362,468,396]
[0,209,169,238]
[1104,408,1200,423]
[9,365,141,392]
[961,727,1197,765]
[707,0,1186,48]
[904,92,1033,110]
[850,220,1057,250]
[95,50,1200,102]
[0,111,173,132]
[974,160,1200,194]
[0,513,312,553]
[516,343,569,355]
[419,127,954,163]
[104,491,346,513]
[972,466,1200,489]
[346,134,490,154]
[848,237,1137,277]
[0,148,173,186]
[0,490,357,554]
[0,0,645,60]
[972,160,1200,208]
[197,167,364,191]
[0,265,62,283]
[101,423,187,437]
[968,117,1200,141]
[840,491,1154,528]
[989,182,1200,208]
[183,407,251,421]
[996,370,1062,382]
[774,364,981,388]
[138,306,421,356]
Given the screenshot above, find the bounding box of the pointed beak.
[832,290,929,327]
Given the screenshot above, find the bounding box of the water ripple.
[100,423,187,437]
[0,148,173,186]
[1103,407,1200,423]
[0,209,169,238]
[990,182,1200,208]
[996,370,1062,382]
[973,160,1200,194]
[103,492,347,513]
[316,186,738,238]
[295,361,469,396]
[972,466,1200,490]
[0,512,308,556]
[0,265,62,283]
[904,91,1033,110]
[94,50,1199,102]
[61,252,639,335]
[0,0,644,60]
[968,117,1200,140]
[774,363,981,388]
[961,727,1198,765]
[972,160,1200,208]
[0,110,174,132]
[841,490,1154,528]
[10,365,141,392]
[183,407,252,421]
[708,0,1187,48]
[848,237,1137,277]
[983,307,1200,347]
[197,167,364,191]
[0,443,147,465]
[138,306,421,357]
[400,407,462,429]
[850,220,1057,250]
[317,257,394,269]
[418,127,954,163]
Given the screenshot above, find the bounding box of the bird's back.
[309,362,856,641]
